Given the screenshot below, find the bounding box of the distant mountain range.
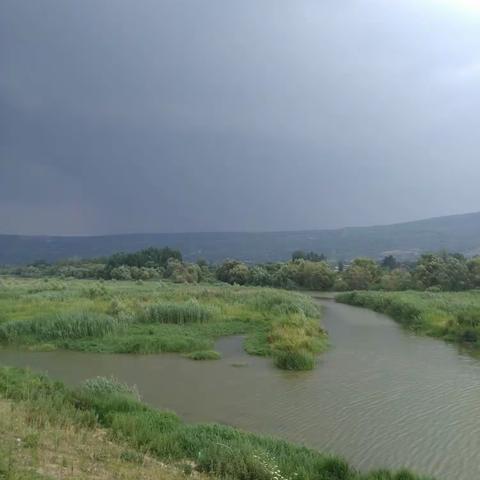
[1,211,480,265]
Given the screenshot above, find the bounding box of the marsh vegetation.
[337,290,480,349]
[0,277,326,371]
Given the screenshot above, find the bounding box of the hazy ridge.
[1,211,480,265]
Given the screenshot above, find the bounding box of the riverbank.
[0,396,204,480]
[0,366,433,480]
[336,290,480,349]
[0,277,326,370]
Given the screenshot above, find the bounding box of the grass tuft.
[274,349,316,371]
[81,376,141,400]
[186,350,221,360]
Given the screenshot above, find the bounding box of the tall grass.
[0,311,121,342]
[274,350,316,370]
[268,313,326,371]
[0,367,435,480]
[245,289,320,318]
[140,299,215,324]
[81,376,141,400]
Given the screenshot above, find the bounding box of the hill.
[1,211,480,265]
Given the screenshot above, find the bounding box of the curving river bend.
[1,298,480,479]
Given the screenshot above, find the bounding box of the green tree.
[165,259,200,283]
[343,258,381,290]
[105,247,182,277]
[381,255,398,271]
[292,250,326,262]
[110,265,132,280]
[216,259,250,285]
[414,253,469,291]
[380,268,413,291]
[296,261,335,290]
[468,257,480,288]
[249,266,272,286]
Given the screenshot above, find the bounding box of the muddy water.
[1,299,480,479]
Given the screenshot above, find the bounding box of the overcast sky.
[1,0,479,235]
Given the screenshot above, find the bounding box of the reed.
[140,299,215,324]
[0,311,121,342]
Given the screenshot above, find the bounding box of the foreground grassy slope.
[0,277,326,370]
[0,367,434,480]
[0,398,203,480]
[336,290,480,348]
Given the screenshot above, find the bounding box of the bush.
[343,258,381,291]
[216,259,250,285]
[83,282,109,298]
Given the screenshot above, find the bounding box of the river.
[1,298,479,479]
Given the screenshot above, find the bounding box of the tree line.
[217,252,480,291]
[3,247,480,292]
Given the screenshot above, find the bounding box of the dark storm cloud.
[1,0,480,234]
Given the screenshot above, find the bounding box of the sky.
[1,0,480,235]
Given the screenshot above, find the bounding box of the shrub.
[216,259,250,285]
[83,283,109,298]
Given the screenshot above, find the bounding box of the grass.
[139,299,215,324]
[0,277,326,370]
[274,350,316,370]
[269,313,326,370]
[0,311,122,343]
[336,290,480,349]
[81,375,141,399]
[186,350,221,360]
[0,367,434,480]
[0,382,209,480]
